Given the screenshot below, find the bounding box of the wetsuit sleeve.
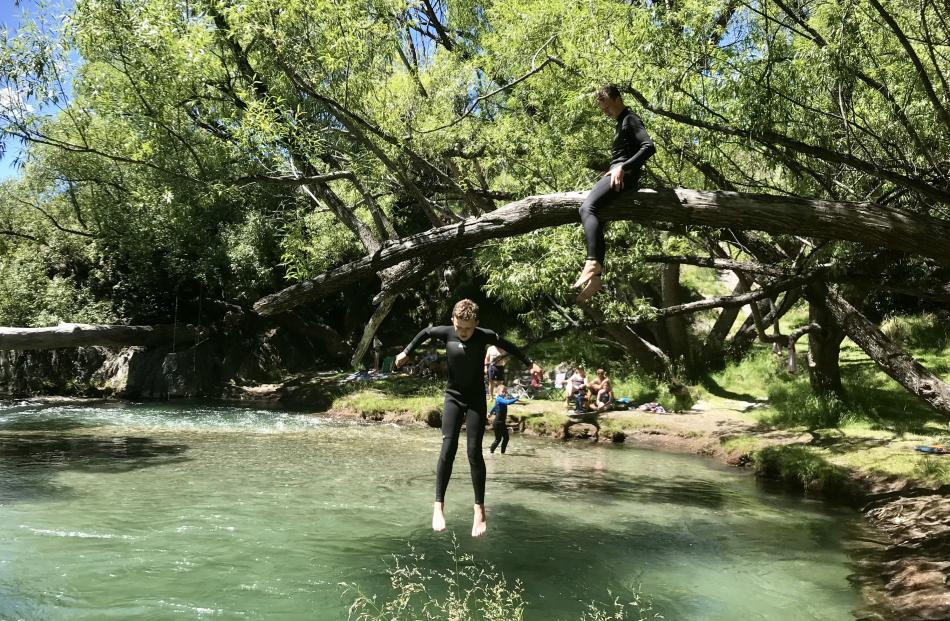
[482,329,532,367]
[402,326,446,356]
[496,396,519,406]
[619,114,655,173]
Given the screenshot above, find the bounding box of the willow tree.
[2,0,949,413]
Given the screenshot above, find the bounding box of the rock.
[382,412,416,425]
[422,407,442,428]
[564,422,598,441]
[610,430,626,443]
[725,452,752,467]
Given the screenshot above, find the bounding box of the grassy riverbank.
[328,339,950,495]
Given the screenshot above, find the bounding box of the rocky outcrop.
[0,321,348,400]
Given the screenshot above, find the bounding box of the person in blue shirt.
[395,299,542,537]
[489,384,519,454]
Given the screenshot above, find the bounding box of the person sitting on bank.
[564,366,588,405]
[591,378,615,412]
[586,368,608,402]
[529,366,543,397]
[489,383,519,455]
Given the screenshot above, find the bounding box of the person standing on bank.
[574,85,656,303]
[484,343,507,399]
[395,299,542,537]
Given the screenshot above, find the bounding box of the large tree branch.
[520,273,811,356]
[254,189,950,315]
[820,283,950,417]
[643,254,792,277]
[419,0,456,51]
[0,323,197,350]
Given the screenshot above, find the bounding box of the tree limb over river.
[253,188,950,316]
[0,324,197,350]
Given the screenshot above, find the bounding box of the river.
[0,402,883,620]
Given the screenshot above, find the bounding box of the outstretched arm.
[495,395,519,406]
[395,327,436,368]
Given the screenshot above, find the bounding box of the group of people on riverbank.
[563,366,615,414]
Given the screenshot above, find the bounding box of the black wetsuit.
[402,326,531,504]
[579,107,655,265]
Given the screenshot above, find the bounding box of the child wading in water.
[395,299,542,537]
[489,383,519,454]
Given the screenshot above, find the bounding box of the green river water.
[0,402,884,620]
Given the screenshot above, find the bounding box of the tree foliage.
[0,0,947,380]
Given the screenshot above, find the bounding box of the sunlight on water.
[0,402,884,620]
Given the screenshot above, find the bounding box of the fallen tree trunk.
[0,323,198,350]
[254,189,950,315]
[820,284,950,417]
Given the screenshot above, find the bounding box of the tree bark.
[661,262,692,370]
[350,294,397,369]
[353,258,439,368]
[729,289,802,358]
[254,189,950,315]
[786,322,822,375]
[0,323,197,350]
[702,278,749,364]
[804,289,846,396]
[820,284,950,417]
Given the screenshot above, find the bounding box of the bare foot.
[472,504,487,537]
[432,502,446,532]
[572,260,603,289]
[575,274,602,303]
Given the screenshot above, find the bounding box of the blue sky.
[0,0,74,182]
[0,2,27,181]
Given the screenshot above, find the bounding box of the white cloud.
[0,86,33,113]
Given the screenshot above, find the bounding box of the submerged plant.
[341,537,662,621]
[341,536,526,621]
[580,591,664,621]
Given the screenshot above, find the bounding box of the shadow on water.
[496,468,728,510]
[0,433,189,503]
[0,417,90,433]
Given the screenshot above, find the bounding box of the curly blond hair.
[452,299,479,321]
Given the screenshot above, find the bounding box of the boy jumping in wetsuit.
[395,299,542,537]
[489,384,519,454]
